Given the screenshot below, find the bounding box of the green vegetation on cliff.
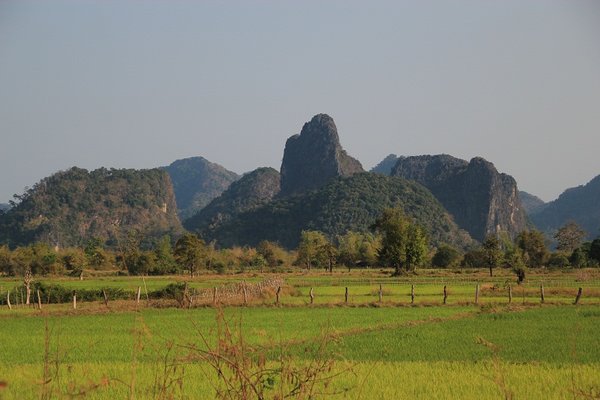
[190,172,473,249]
[0,167,182,248]
[163,156,239,219]
[184,167,280,232]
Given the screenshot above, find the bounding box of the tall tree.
[482,235,502,277]
[405,225,429,271]
[554,222,586,253]
[296,230,328,270]
[174,233,207,277]
[372,208,428,275]
[516,230,548,268]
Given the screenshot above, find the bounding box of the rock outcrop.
[184,167,281,233]
[279,114,363,197]
[530,174,600,239]
[391,154,528,241]
[163,156,239,219]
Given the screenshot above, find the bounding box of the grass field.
[1,270,600,399]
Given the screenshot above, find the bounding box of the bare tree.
[24,268,32,305]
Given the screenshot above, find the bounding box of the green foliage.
[482,235,503,277]
[296,230,330,270]
[554,221,586,252]
[190,173,473,250]
[256,240,288,270]
[163,156,239,219]
[174,233,207,277]
[0,167,182,248]
[547,252,570,269]
[461,248,486,268]
[373,208,429,274]
[516,230,548,268]
[337,231,380,269]
[184,167,280,232]
[431,244,461,268]
[153,235,178,274]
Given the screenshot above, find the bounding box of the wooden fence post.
[475,284,479,305]
[574,287,583,305]
[508,285,512,304]
[276,286,281,305]
[411,284,415,304]
[136,286,142,307]
[102,290,109,307]
[378,284,383,303]
[345,287,349,304]
[309,287,314,304]
[243,282,248,305]
[213,287,217,306]
[443,285,447,305]
[540,284,545,303]
[37,290,42,310]
[72,291,77,310]
[7,290,11,310]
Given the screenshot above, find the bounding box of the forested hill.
[190,172,474,249]
[0,167,183,248]
[0,203,9,212]
[184,167,280,232]
[162,156,239,219]
[519,191,547,215]
[530,174,600,239]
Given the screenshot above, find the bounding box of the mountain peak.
[279,114,363,197]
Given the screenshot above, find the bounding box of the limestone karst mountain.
[279,114,363,197]
[163,156,239,219]
[529,174,600,239]
[391,154,528,241]
[184,167,281,234]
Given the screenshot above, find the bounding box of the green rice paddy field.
[1,270,600,399]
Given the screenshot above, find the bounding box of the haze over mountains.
[0,113,598,249]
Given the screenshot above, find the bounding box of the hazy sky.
[1,1,599,203]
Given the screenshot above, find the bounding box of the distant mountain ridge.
[0,167,183,247]
[371,154,399,175]
[530,175,600,239]
[519,191,547,215]
[391,154,528,241]
[163,156,239,219]
[184,167,280,233]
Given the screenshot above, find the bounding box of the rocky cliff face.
[163,156,239,219]
[530,175,600,239]
[391,155,528,241]
[0,167,183,247]
[279,114,363,197]
[184,167,280,233]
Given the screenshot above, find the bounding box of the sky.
[1,1,600,203]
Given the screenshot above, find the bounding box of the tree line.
[1,209,599,279]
